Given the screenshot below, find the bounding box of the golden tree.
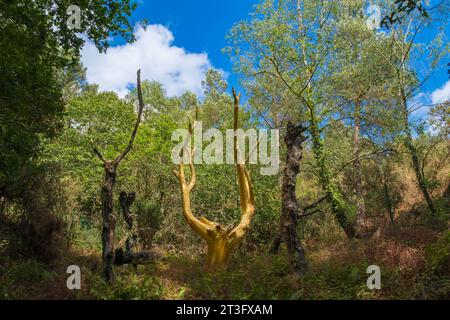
[173,88,255,270]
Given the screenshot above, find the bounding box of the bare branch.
[228,88,255,248]
[422,139,447,179]
[93,146,106,163]
[174,158,211,240]
[298,209,322,218]
[332,149,395,178]
[431,148,450,179]
[302,194,329,212]
[115,69,145,164]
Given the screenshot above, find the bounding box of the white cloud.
[431,80,450,104]
[81,25,212,98]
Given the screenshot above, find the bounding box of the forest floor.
[1,220,449,300]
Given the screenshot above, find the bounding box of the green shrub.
[416,231,450,299]
[135,199,163,249]
[426,231,450,274]
[0,259,56,299]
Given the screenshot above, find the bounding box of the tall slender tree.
[379,5,449,216]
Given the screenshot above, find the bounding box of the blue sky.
[129,0,258,85]
[82,0,259,98]
[81,0,450,109]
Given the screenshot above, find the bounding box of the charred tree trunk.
[93,70,145,283]
[119,191,137,257]
[271,122,308,274]
[270,235,282,254]
[114,249,157,266]
[354,101,366,234]
[101,162,118,283]
[114,191,156,267]
[119,191,136,231]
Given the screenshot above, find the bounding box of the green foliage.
[135,199,163,248]
[297,263,376,300]
[0,258,56,299]
[425,231,450,275]
[43,87,138,222]
[414,231,450,299]
[72,217,102,251]
[87,271,163,300]
[166,253,297,300]
[0,0,141,195]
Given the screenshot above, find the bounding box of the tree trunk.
[271,122,308,274]
[309,115,356,238]
[101,162,117,284]
[354,101,366,233]
[270,234,282,254]
[114,191,155,268]
[376,161,394,223]
[400,88,436,216]
[384,179,394,223]
[408,138,436,215]
[205,236,230,271]
[0,196,5,221]
[114,248,157,266]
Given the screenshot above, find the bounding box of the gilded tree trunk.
[174,88,255,271]
[206,236,230,271]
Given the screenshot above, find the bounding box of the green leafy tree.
[380,3,449,216]
[227,0,357,239]
[0,0,142,197]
